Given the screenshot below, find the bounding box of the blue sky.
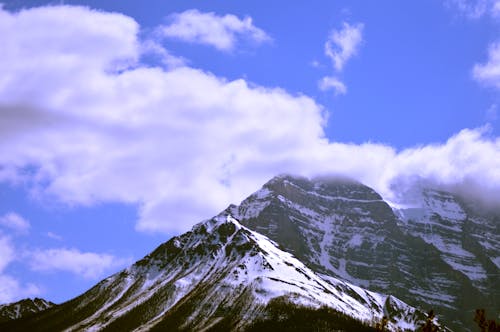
[0,0,499,304]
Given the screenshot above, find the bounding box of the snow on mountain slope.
[6,174,493,331]
[230,175,498,331]
[0,298,54,323]
[395,189,493,284]
[393,188,500,328]
[1,213,432,332]
[72,214,430,331]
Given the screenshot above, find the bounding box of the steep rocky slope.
[395,188,499,306]
[0,298,54,323]
[1,215,431,332]
[229,175,498,330]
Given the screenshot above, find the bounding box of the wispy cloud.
[486,103,498,122]
[445,0,500,18]
[449,2,500,97]
[325,22,364,72]
[0,235,15,272]
[492,0,500,16]
[319,22,363,96]
[443,0,500,18]
[27,248,131,279]
[473,42,500,88]
[0,275,40,304]
[140,40,186,68]
[0,212,30,234]
[446,0,489,18]
[0,234,40,303]
[47,232,63,241]
[318,76,347,95]
[157,9,271,51]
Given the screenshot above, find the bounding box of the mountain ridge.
[0,297,54,323]
[230,174,499,330]
[0,213,436,331]
[3,174,497,331]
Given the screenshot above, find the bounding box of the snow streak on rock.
[231,175,498,331]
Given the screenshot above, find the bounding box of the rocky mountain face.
[2,174,495,331]
[0,298,54,323]
[229,175,499,331]
[1,214,433,332]
[395,189,500,299]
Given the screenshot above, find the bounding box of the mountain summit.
[229,175,499,330]
[2,213,431,331]
[0,298,54,323]
[2,174,496,331]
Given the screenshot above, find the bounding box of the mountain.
[228,175,499,331]
[1,214,435,332]
[4,174,493,331]
[0,298,54,323]
[394,187,500,293]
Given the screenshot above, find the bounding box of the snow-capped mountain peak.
[229,175,498,331]
[6,174,494,331]
[1,208,433,332]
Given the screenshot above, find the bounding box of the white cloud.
[445,0,500,18]
[0,275,40,304]
[27,248,131,279]
[0,234,14,272]
[473,42,500,88]
[325,22,363,72]
[0,5,498,236]
[46,232,63,241]
[310,60,321,68]
[492,1,500,15]
[0,212,30,234]
[318,76,347,95]
[140,39,186,68]
[319,22,363,96]
[0,234,40,303]
[376,126,500,206]
[158,9,271,51]
[486,103,498,121]
[446,0,489,18]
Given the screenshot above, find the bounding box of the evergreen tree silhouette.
[474,309,500,332]
[421,310,438,332]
